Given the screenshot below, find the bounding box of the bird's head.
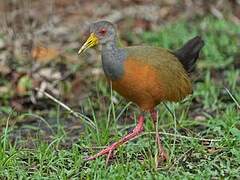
[78,20,116,54]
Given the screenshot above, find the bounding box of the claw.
[85,143,116,162]
[160,150,168,161]
[84,156,96,161]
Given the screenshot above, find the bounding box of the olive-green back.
[124,46,193,101]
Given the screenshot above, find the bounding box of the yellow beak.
[78,33,99,55]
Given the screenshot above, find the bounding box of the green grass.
[1,16,240,179]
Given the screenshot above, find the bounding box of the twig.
[224,87,240,109]
[163,102,176,122]
[142,132,222,142]
[82,131,222,151]
[35,88,96,129]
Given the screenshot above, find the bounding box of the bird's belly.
[110,59,165,111]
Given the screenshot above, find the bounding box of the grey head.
[89,20,117,45]
[78,20,126,80]
[78,20,118,54]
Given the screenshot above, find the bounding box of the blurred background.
[0,0,239,156]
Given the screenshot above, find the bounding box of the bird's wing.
[123,46,193,101]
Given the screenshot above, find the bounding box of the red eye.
[99,28,107,35]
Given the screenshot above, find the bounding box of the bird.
[78,20,204,164]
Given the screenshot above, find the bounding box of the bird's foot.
[85,142,118,164]
[85,115,145,164]
[150,109,168,164]
[155,131,168,162]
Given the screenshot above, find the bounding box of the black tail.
[173,36,204,73]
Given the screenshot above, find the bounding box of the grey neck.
[101,39,126,80]
[102,39,118,55]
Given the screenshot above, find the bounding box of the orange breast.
[110,59,165,111]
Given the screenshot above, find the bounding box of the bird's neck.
[102,39,118,53]
[101,40,126,80]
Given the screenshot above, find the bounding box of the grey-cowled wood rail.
[78,20,204,164]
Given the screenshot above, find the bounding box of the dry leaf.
[38,68,61,80]
[31,46,59,63]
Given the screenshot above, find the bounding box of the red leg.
[85,114,145,163]
[150,109,168,162]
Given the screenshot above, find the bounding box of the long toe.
[84,143,117,162]
[84,156,97,161]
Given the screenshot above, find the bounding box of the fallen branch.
[35,88,96,129]
[144,132,222,142]
[224,87,240,109]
